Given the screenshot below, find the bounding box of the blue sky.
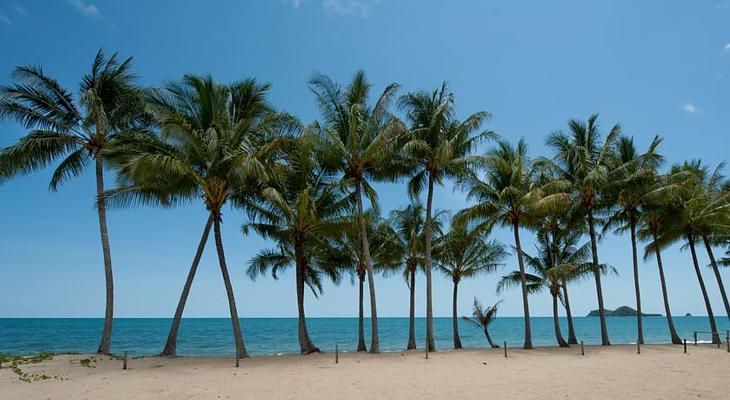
[0,0,728,319]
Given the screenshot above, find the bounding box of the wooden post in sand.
[726,336,729,353]
[580,341,584,356]
[335,344,339,364]
[683,339,687,354]
[235,355,239,368]
[425,345,429,360]
[637,342,641,355]
[503,342,507,358]
[123,351,128,370]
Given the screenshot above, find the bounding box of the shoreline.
[3,344,729,399]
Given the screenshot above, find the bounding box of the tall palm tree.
[382,200,445,350]
[603,135,663,345]
[244,136,351,354]
[458,139,568,349]
[0,50,145,354]
[308,71,404,353]
[434,217,506,349]
[107,75,288,358]
[650,161,726,344]
[463,298,502,348]
[398,83,492,351]
[543,114,621,346]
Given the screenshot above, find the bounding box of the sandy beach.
[2,344,729,399]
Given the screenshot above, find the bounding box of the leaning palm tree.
[542,114,621,346]
[383,200,445,350]
[458,139,568,349]
[0,50,145,354]
[244,136,351,354]
[398,83,493,351]
[650,161,726,344]
[308,71,404,353]
[603,135,663,345]
[434,217,506,349]
[106,75,288,358]
[463,298,502,348]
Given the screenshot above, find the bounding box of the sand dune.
[2,344,729,399]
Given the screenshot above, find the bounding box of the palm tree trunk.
[561,279,578,344]
[295,241,319,354]
[485,329,498,348]
[213,216,248,359]
[424,175,436,351]
[407,266,417,350]
[587,210,611,346]
[452,278,462,349]
[652,233,682,345]
[687,233,721,344]
[161,214,213,356]
[357,269,367,352]
[702,235,730,321]
[552,293,568,347]
[355,181,379,353]
[95,157,114,355]
[630,218,644,345]
[512,221,533,349]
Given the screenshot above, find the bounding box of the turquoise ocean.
[1,317,728,356]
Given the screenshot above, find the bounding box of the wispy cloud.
[0,12,11,25]
[14,5,28,17]
[323,0,373,17]
[724,43,730,52]
[291,0,302,8]
[67,0,103,19]
[683,103,698,114]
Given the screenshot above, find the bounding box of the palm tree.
[320,210,394,352]
[244,136,351,354]
[463,298,501,348]
[106,75,288,358]
[543,114,621,346]
[398,83,492,351]
[651,161,726,344]
[434,217,506,349]
[458,139,568,349]
[498,229,597,347]
[308,71,404,353]
[382,200,445,350]
[0,50,145,354]
[603,135,664,345]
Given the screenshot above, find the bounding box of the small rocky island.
[587,306,661,317]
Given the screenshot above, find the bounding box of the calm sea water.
[1,317,728,356]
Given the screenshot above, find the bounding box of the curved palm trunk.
[357,269,367,352]
[424,175,436,351]
[213,217,248,359]
[512,221,533,349]
[294,241,319,354]
[652,233,682,345]
[561,279,578,344]
[702,235,730,321]
[687,234,721,344]
[485,329,498,348]
[629,218,644,344]
[452,278,462,349]
[407,266,417,350]
[355,181,379,353]
[552,293,568,347]
[161,214,213,356]
[587,211,610,346]
[95,157,114,355]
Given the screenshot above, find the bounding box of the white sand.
[2,344,729,399]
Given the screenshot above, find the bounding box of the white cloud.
[683,103,697,114]
[323,0,372,17]
[67,0,102,19]
[291,0,302,8]
[14,5,28,16]
[724,43,730,52]
[0,13,11,25]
